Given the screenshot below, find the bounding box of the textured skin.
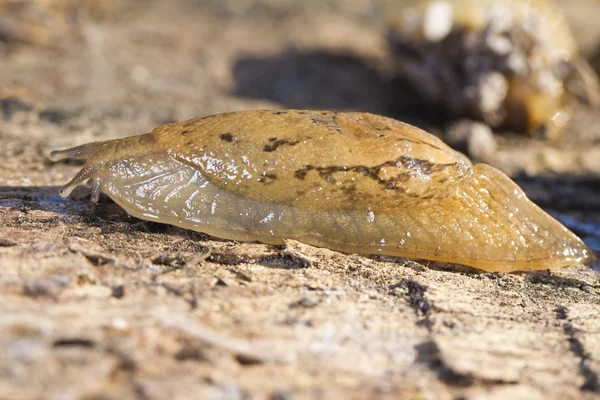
[51,110,594,272]
[153,110,473,212]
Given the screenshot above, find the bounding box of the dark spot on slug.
[308,114,342,134]
[385,181,407,192]
[339,183,380,204]
[293,157,453,193]
[375,125,391,131]
[220,133,233,142]
[272,111,288,115]
[396,173,411,182]
[294,166,314,180]
[263,139,300,152]
[341,184,357,195]
[181,130,189,136]
[258,173,278,184]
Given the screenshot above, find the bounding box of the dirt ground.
[1,1,600,399]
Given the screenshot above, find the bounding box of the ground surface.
[1,1,600,399]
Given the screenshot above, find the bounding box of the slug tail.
[382,163,595,272]
[462,164,595,271]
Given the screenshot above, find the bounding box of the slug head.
[50,133,159,201]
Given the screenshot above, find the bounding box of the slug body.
[386,0,599,139]
[51,110,594,272]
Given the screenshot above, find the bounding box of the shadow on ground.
[232,48,447,129]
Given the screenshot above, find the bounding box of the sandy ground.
[1,1,600,399]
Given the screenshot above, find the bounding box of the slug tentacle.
[50,141,104,162]
[57,164,99,198]
[52,110,595,272]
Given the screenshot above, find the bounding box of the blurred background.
[2,0,600,244]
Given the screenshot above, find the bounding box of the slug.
[386,0,600,139]
[51,110,594,272]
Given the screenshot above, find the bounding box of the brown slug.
[386,0,600,139]
[51,110,594,272]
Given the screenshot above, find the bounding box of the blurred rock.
[447,119,497,161]
[0,0,122,46]
[386,0,600,139]
[23,275,70,298]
